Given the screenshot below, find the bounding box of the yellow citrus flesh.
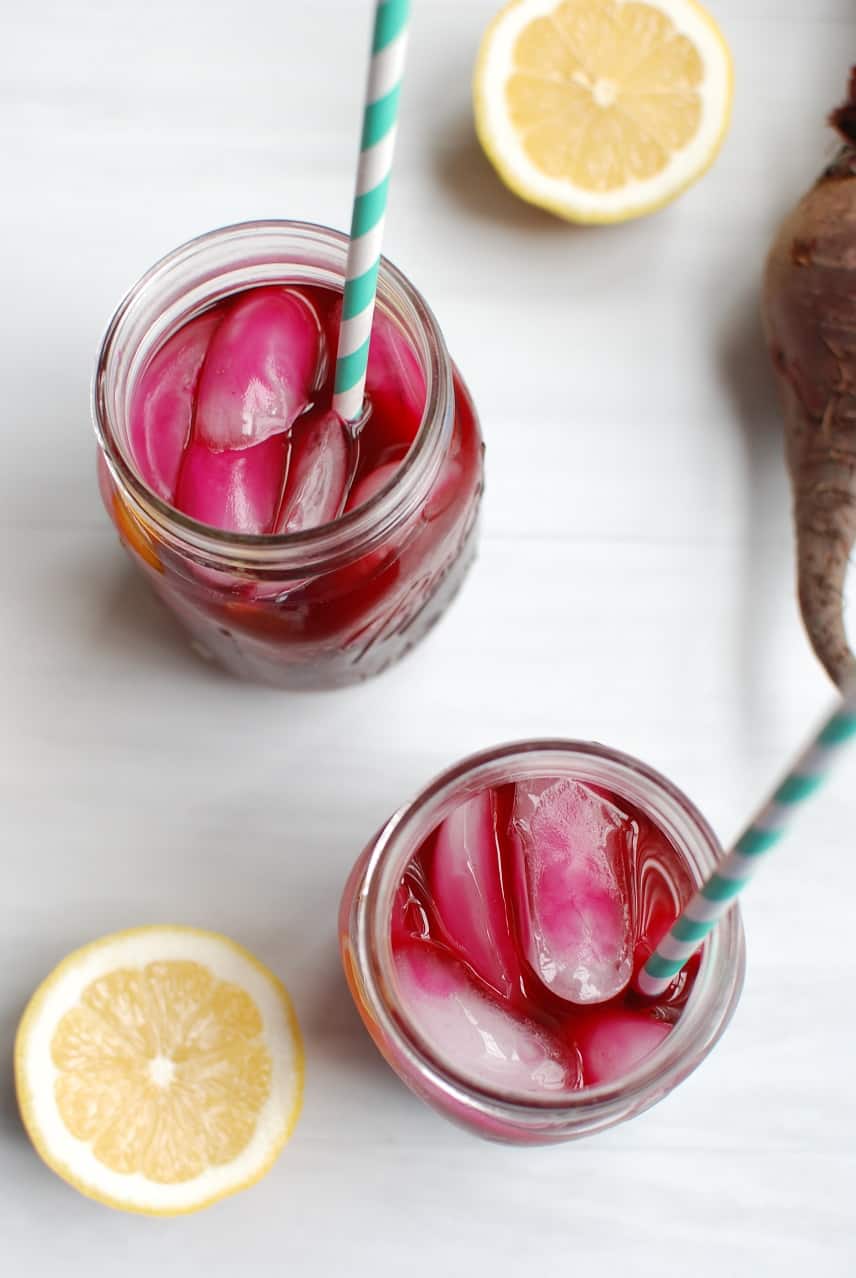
[474,0,733,223]
[15,928,304,1215]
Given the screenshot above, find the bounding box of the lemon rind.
[14,925,305,1217]
[474,0,734,225]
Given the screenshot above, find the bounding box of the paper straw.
[636,689,856,997]
[333,0,411,424]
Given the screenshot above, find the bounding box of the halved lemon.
[15,927,304,1215]
[474,0,733,223]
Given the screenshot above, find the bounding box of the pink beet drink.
[391,779,699,1096]
[130,283,429,537]
[340,742,746,1143]
[94,222,483,689]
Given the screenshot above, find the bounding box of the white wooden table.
[2,2,854,1272]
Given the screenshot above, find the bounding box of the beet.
[762,69,856,688]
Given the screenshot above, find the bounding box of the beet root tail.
[795,475,856,688]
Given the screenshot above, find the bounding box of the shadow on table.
[64,540,234,688]
[0,1002,26,1143]
[433,110,576,235]
[258,918,400,1096]
[718,288,790,730]
[307,962,396,1084]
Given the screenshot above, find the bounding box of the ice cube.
[328,300,425,448]
[366,308,425,438]
[344,460,401,514]
[633,818,693,965]
[194,288,322,451]
[275,409,351,533]
[174,433,289,534]
[129,313,220,500]
[428,790,518,998]
[391,873,431,946]
[394,944,578,1095]
[576,1010,671,1085]
[512,779,632,1004]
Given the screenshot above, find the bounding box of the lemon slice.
[15,927,304,1215]
[474,0,733,223]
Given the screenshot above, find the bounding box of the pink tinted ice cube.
[512,779,633,1005]
[344,460,401,514]
[391,873,432,947]
[632,818,692,961]
[395,944,578,1096]
[174,433,289,534]
[194,288,322,451]
[328,300,425,446]
[367,310,425,422]
[275,409,351,533]
[576,1011,671,1085]
[129,312,220,500]
[428,790,518,998]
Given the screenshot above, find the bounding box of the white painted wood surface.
[2,2,854,1272]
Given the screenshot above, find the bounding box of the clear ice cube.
[512,779,632,1005]
[394,944,576,1096]
[275,408,350,533]
[194,288,322,451]
[428,790,518,998]
[129,312,220,500]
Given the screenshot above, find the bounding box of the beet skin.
[762,69,856,689]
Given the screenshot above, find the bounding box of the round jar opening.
[354,740,745,1119]
[93,221,455,577]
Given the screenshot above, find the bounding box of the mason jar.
[93,221,484,689]
[339,740,745,1144]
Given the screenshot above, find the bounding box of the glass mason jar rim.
[92,220,455,577]
[353,738,745,1120]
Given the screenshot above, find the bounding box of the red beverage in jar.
[340,742,745,1143]
[391,776,700,1095]
[94,223,483,688]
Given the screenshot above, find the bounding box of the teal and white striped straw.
[333,0,411,424]
[636,689,856,997]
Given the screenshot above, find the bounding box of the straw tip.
[633,969,670,1000]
